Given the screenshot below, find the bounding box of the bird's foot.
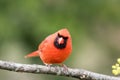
[60,64,69,72]
[45,63,52,69]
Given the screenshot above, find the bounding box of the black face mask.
[54,33,68,49]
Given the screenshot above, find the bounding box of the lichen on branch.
[0,60,119,80]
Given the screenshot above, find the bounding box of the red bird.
[25,28,72,66]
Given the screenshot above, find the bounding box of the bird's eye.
[58,33,62,37]
[57,33,68,39]
[63,36,68,39]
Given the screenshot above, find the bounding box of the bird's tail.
[24,50,39,58]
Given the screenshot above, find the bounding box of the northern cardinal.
[25,28,72,66]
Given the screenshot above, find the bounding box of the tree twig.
[0,60,119,80]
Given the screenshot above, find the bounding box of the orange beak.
[58,37,64,44]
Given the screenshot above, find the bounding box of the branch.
[0,60,119,80]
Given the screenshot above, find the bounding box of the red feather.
[25,28,72,65]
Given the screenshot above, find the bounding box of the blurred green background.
[0,0,120,80]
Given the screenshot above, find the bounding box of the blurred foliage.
[112,58,120,75]
[0,0,120,80]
